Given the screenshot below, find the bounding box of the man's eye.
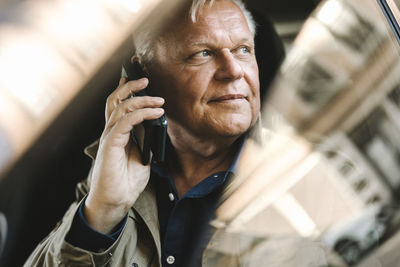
[197,50,211,57]
[239,46,250,54]
[187,50,213,63]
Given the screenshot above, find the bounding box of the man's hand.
[84,77,165,234]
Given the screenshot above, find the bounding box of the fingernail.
[155,108,164,114]
[139,77,149,84]
[154,97,165,103]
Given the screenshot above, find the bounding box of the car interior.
[3,0,400,266]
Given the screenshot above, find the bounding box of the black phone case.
[122,59,167,165]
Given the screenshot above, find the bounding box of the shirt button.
[166,255,175,264]
[168,193,175,201]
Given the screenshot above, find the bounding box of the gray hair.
[189,0,255,34]
[133,0,256,66]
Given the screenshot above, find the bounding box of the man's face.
[149,0,260,139]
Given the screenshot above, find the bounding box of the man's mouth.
[209,94,247,102]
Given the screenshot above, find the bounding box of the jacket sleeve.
[23,141,135,267]
[24,140,159,267]
[23,192,142,267]
[22,161,117,267]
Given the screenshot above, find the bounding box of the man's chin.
[219,113,259,134]
[212,121,253,138]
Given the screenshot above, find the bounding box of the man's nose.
[214,49,244,81]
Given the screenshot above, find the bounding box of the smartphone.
[122,58,167,165]
[378,0,400,45]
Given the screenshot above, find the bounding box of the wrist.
[84,196,129,234]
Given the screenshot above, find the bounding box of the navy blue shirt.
[66,137,244,266]
[152,160,237,266]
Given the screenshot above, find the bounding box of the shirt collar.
[226,133,247,175]
[151,133,247,177]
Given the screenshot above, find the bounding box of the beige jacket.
[24,141,162,267]
[24,137,346,267]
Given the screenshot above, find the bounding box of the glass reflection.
[1,0,400,266]
[211,0,400,266]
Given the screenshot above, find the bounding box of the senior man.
[25,0,260,266]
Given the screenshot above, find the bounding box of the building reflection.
[212,0,400,266]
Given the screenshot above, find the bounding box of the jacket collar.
[84,139,99,160]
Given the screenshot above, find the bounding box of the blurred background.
[1,0,400,266]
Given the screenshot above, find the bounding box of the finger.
[106,96,165,128]
[105,108,165,146]
[105,78,149,120]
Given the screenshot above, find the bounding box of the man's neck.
[166,126,241,197]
